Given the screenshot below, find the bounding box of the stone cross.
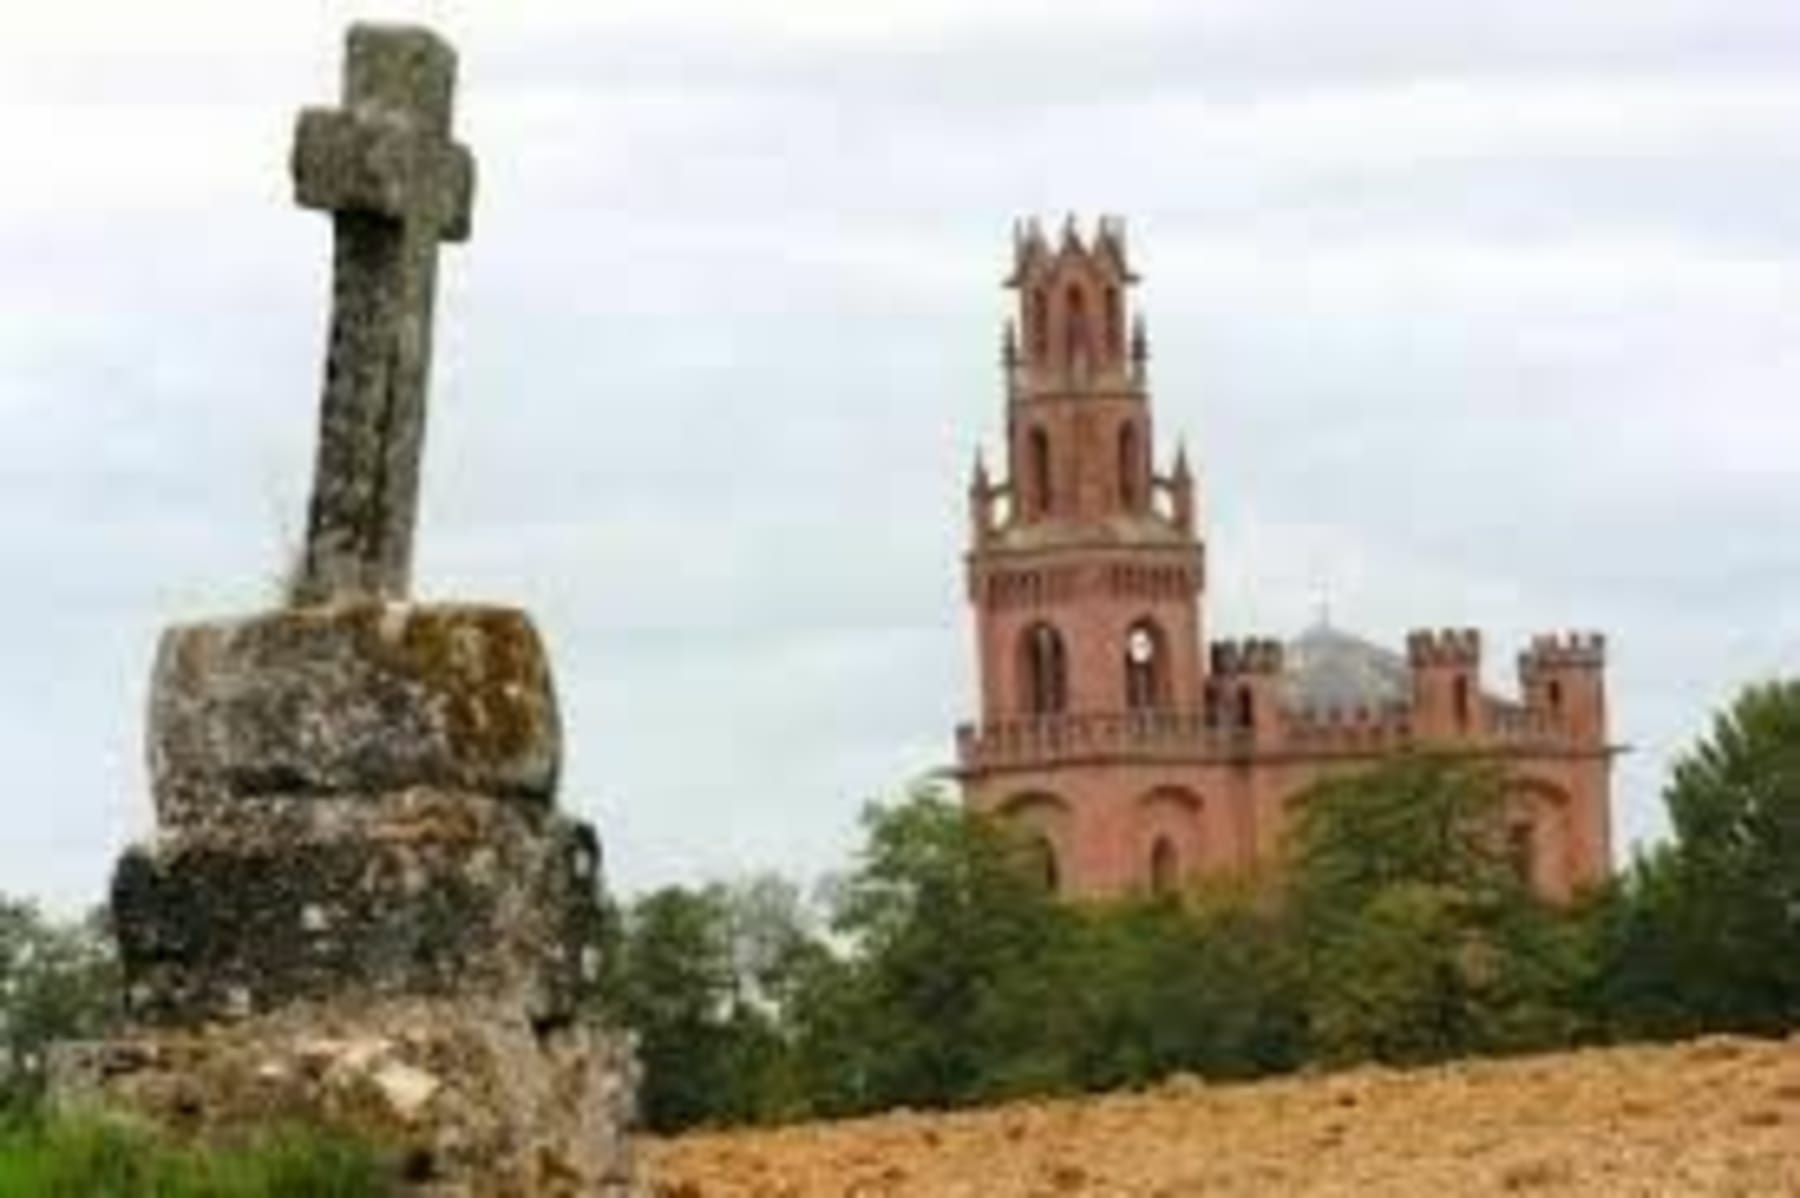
[290,24,475,604]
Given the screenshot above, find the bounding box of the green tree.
[1287,755,1583,1065]
[613,877,828,1131]
[1045,883,1303,1092]
[0,902,118,1110]
[819,787,1068,1111]
[614,886,737,1131]
[1654,679,1800,1031]
[1570,851,1697,1041]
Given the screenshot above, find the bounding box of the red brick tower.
[960,217,1210,895]
[956,218,1614,902]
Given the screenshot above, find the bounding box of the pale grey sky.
[4,1,1798,911]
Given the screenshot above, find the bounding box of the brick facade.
[955,218,1613,902]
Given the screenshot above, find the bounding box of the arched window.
[1237,685,1256,730]
[1065,285,1088,363]
[1029,287,1049,358]
[1104,285,1123,357]
[1019,623,1068,715]
[1506,822,1534,886]
[1028,426,1052,517]
[1547,680,1564,714]
[1032,835,1061,895]
[1117,422,1140,510]
[1149,837,1180,897]
[1453,674,1471,729]
[1203,684,1221,727]
[1124,619,1167,711]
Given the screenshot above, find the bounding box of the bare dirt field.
[646,1035,1800,1196]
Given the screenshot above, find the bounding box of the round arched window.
[1124,620,1167,711]
[1032,835,1061,895]
[1149,836,1180,897]
[1020,623,1069,715]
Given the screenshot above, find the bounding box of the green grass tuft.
[0,1113,394,1197]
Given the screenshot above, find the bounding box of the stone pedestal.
[54,603,640,1196]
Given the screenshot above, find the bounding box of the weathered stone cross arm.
[291,26,473,242]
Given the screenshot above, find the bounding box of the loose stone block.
[149,603,560,824]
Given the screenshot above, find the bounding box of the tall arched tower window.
[1032,835,1061,895]
[1454,674,1471,729]
[1028,426,1052,517]
[1124,619,1167,711]
[1065,285,1088,363]
[1149,836,1179,896]
[1029,287,1049,358]
[1104,285,1123,357]
[1506,821,1535,886]
[1118,422,1140,510]
[1019,622,1068,715]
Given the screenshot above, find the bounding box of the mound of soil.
[646,1035,1800,1196]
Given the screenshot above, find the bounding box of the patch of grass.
[0,1113,394,1197]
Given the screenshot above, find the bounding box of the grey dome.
[1282,623,1410,714]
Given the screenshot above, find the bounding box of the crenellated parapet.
[1406,627,1482,668]
[1519,631,1606,676]
[1209,636,1285,677]
[1206,637,1285,738]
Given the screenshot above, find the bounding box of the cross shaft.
[289,24,475,604]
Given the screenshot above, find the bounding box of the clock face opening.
[1128,628,1156,664]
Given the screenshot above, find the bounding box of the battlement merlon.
[1208,636,1285,677]
[1406,627,1482,668]
[1519,631,1607,675]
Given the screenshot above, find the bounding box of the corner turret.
[1207,637,1285,746]
[1519,632,1607,744]
[1407,627,1483,738]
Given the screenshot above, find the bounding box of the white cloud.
[3,0,1799,908]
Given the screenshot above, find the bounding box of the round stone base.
[150,602,561,824]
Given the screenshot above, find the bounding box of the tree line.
[5,680,1800,1133]
[606,678,1800,1131]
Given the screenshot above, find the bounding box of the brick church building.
[954,218,1613,902]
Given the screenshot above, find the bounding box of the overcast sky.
[4,1,1798,912]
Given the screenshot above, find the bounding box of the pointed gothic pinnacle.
[1011,217,1048,281]
[1100,214,1127,258]
[1061,212,1083,252]
[1002,320,1019,365]
[1172,440,1192,479]
[1131,312,1149,361]
[970,449,991,492]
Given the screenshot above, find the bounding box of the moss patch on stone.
[370,604,554,779]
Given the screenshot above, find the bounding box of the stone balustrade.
[958,711,1248,769]
[960,698,1585,772]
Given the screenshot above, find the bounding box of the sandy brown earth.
[645,1036,1800,1196]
